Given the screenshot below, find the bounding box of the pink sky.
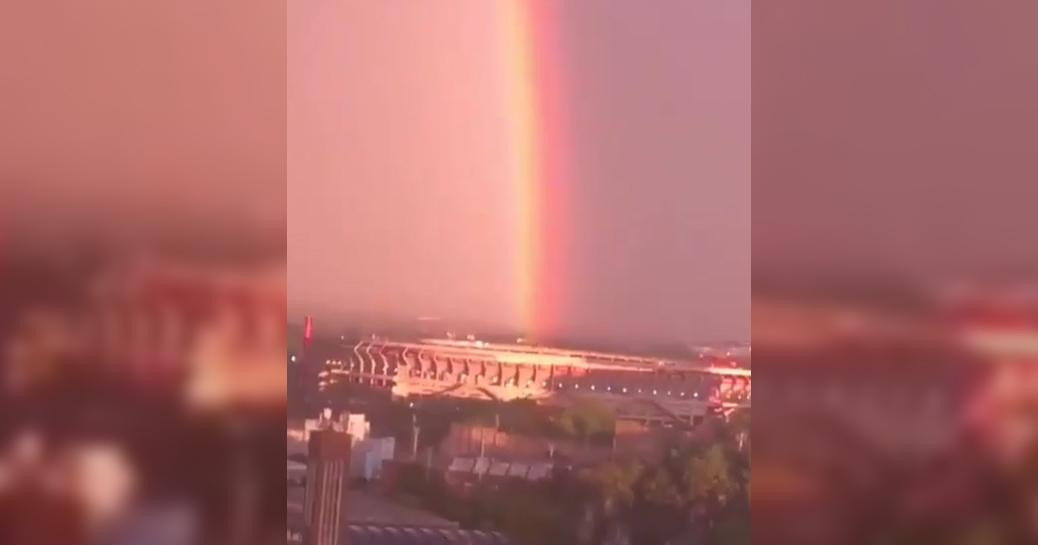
[1,0,286,259]
[289,1,749,343]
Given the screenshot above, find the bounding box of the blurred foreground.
[753,281,1038,545]
[1,1,285,542]
[0,254,286,545]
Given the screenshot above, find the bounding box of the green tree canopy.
[556,400,615,442]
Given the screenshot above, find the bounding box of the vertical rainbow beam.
[500,0,571,340]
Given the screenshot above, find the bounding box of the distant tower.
[303,430,350,545]
[303,315,314,357]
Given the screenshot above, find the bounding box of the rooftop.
[345,524,513,545]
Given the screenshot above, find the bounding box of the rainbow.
[499,0,572,340]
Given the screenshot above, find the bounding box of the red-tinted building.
[304,430,352,545]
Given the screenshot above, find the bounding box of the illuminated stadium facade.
[318,338,750,424]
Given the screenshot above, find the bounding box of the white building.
[302,410,371,444]
[292,411,394,481]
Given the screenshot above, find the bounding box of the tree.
[726,410,750,453]
[557,400,615,443]
[641,465,684,508]
[684,444,736,506]
[589,461,643,509]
